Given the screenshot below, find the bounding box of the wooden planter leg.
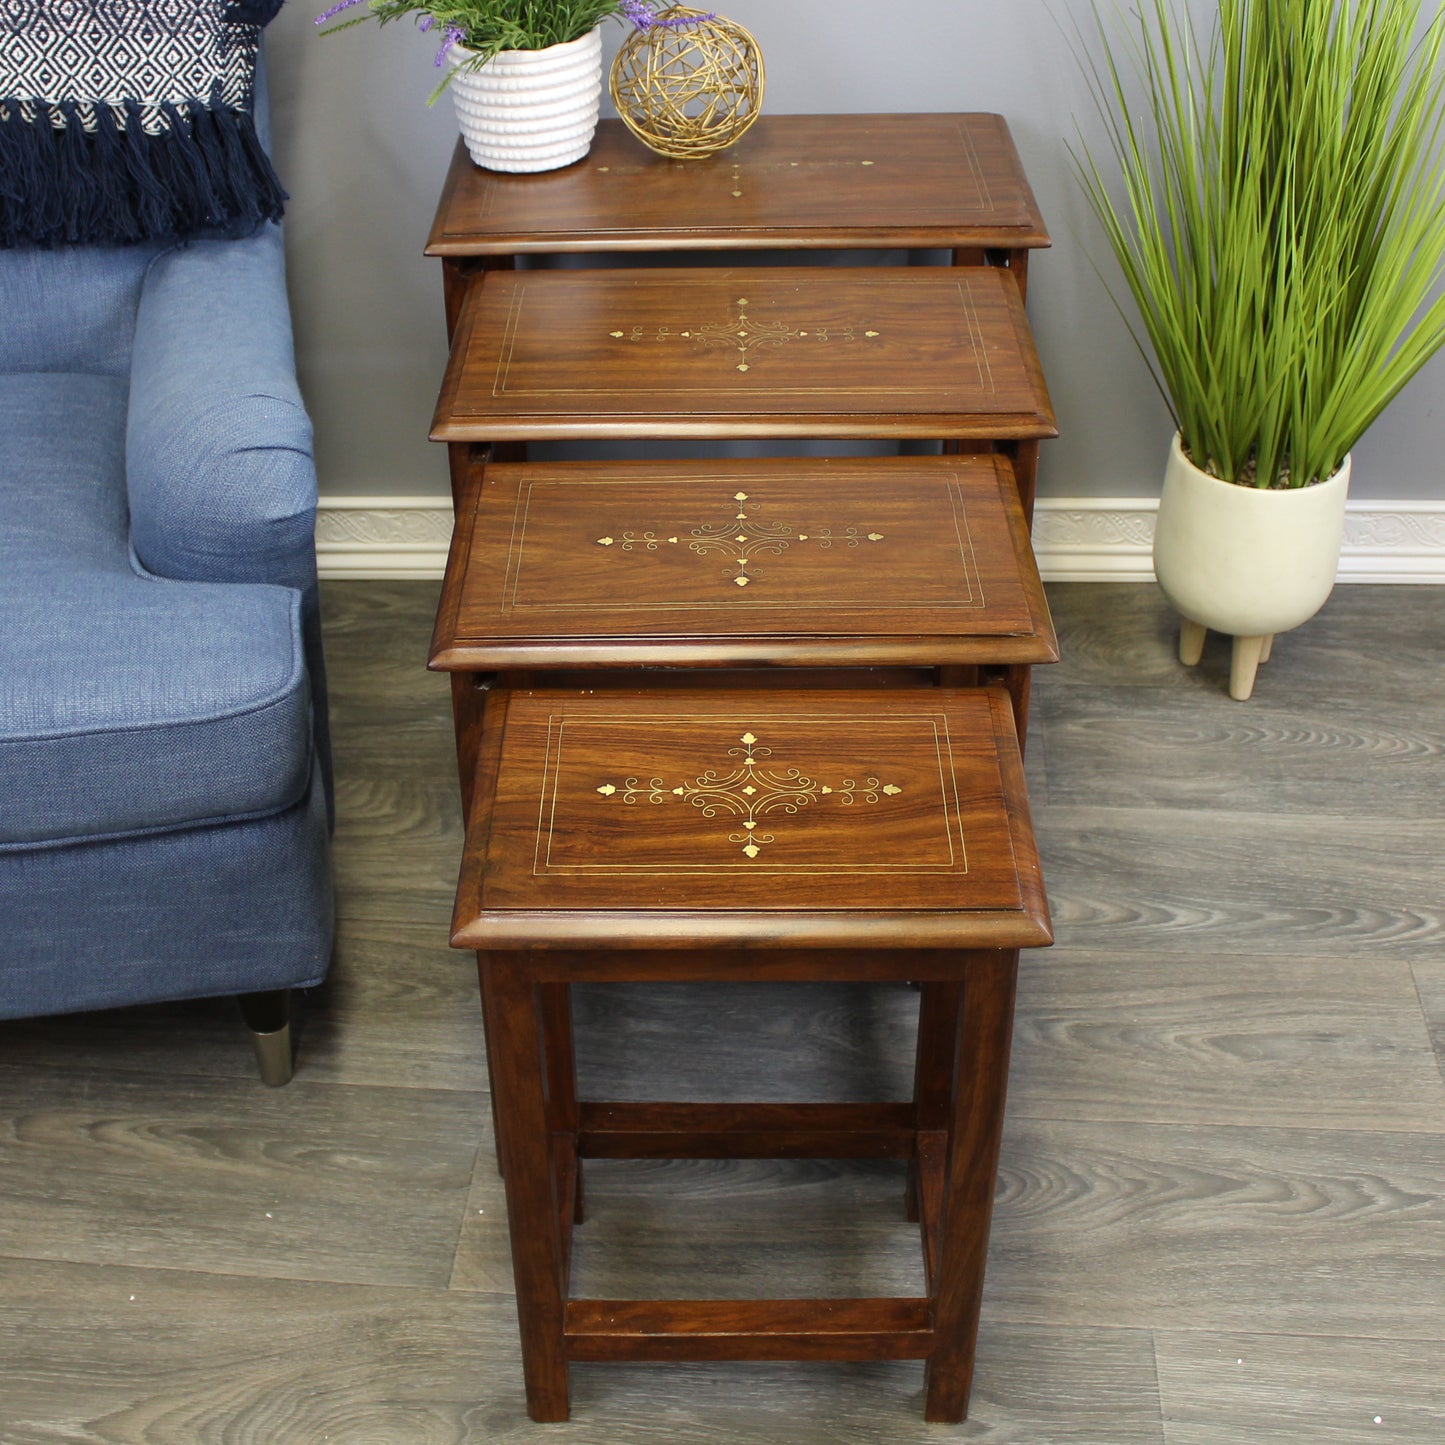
[1230,635,1270,700]
[483,956,571,1422]
[924,949,1019,1424]
[1179,617,1207,666]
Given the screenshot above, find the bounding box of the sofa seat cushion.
[0,373,313,848]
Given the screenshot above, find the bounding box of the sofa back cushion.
[0,244,159,377]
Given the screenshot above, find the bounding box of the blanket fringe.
[0,83,287,247]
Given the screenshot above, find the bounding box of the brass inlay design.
[594,730,903,859]
[608,295,883,373]
[593,490,885,589]
[593,155,882,206]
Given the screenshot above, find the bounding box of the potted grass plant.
[1074,0,1445,698]
[317,0,696,172]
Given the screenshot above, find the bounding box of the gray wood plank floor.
[1,580,1441,1444]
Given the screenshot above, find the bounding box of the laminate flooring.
[1,581,1441,1444]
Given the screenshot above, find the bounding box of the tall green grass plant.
[1074,0,1445,488]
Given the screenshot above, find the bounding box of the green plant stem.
[1072,0,1445,488]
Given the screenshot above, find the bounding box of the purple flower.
[619,0,716,29]
[435,23,466,66]
[418,13,434,30]
[314,0,364,24]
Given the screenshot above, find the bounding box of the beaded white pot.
[449,29,602,174]
[1153,431,1351,699]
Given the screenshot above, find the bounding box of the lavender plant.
[317,0,708,79]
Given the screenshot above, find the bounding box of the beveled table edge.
[428,453,1059,671]
[430,265,1057,443]
[425,115,1051,256]
[449,685,1052,953]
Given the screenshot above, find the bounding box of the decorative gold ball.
[609,8,766,160]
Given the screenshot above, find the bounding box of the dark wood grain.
[429,454,1056,671]
[453,686,1050,950]
[564,1296,933,1362]
[432,266,1055,442]
[426,115,1050,257]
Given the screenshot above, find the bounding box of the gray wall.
[264,0,1445,503]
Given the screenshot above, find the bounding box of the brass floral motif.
[595,490,885,589]
[594,730,903,859]
[609,295,883,372]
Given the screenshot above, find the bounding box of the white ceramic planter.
[1153,432,1351,698]
[449,29,602,174]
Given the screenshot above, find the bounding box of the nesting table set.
[426,114,1057,1422]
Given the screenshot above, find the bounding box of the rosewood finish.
[428,110,1058,1427]
[429,455,1056,671]
[452,686,1049,953]
[426,114,1050,259]
[456,683,1048,1421]
[431,266,1055,443]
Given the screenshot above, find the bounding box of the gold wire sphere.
[609,8,766,160]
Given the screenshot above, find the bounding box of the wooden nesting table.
[456,686,1048,1420]
[428,112,1056,1423]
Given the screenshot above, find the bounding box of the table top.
[452,685,1051,951]
[431,455,1055,670]
[432,265,1055,442]
[426,114,1049,256]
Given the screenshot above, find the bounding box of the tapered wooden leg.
[1259,634,1274,664]
[924,949,1019,1423]
[476,954,506,1179]
[540,980,584,1224]
[1001,440,1040,526]
[1230,634,1269,700]
[482,956,571,1421]
[1179,617,1207,666]
[907,982,962,1241]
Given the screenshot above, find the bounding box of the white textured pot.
[1153,432,1351,699]
[449,29,602,174]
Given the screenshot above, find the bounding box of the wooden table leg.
[1000,439,1040,528]
[907,980,962,1249]
[482,954,572,1421]
[924,948,1019,1424]
[540,979,584,1226]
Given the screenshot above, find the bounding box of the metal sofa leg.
[238,989,295,1086]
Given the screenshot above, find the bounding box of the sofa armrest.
[126,222,318,594]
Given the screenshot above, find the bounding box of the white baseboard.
[316,495,1445,584]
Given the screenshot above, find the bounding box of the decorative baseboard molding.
[1032,498,1445,583]
[316,499,456,580]
[316,495,1445,584]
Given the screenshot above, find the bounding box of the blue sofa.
[0,86,333,1083]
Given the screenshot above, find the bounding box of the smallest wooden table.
[453,684,1051,1422]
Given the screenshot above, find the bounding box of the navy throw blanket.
[0,0,289,246]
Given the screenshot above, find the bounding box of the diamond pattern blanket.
[0,0,288,245]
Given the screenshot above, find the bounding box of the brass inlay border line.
[497,476,987,613]
[483,275,992,399]
[531,713,970,876]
